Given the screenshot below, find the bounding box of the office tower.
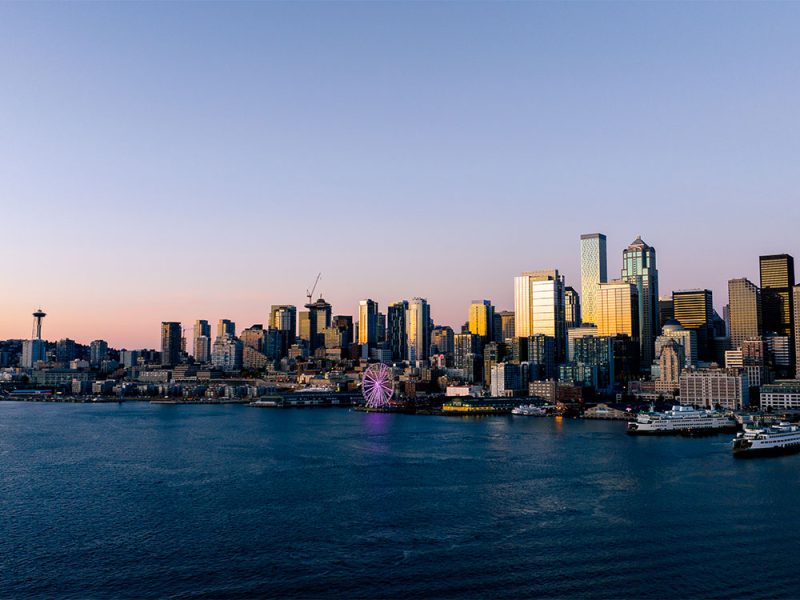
[654,319,697,369]
[241,324,267,352]
[728,278,761,350]
[567,325,599,361]
[597,281,640,342]
[217,319,235,339]
[580,233,607,327]
[406,298,431,364]
[514,269,566,363]
[795,286,800,378]
[620,236,659,366]
[658,339,684,387]
[193,320,211,363]
[673,289,714,362]
[490,363,522,397]
[298,311,311,342]
[270,305,297,355]
[358,299,379,348]
[303,297,332,352]
[430,326,454,356]
[211,334,243,372]
[572,334,615,392]
[387,301,408,362]
[760,254,795,374]
[495,311,515,343]
[160,322,182,367]
[454,332,480,370]
[56,338,77,363]
[89,340,108,367]
[659,297,674,324]
[120,349,140,368]
[527,334,556,380]
[483,341,502,387]
[376,313,386,344]
[468,300,494,340]
[565,287,581,328]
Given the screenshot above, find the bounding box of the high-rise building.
[495,310,515,343]
[358,299,379,348]
[760,254,795,374]
[298,311,311,342]
[620,236,659,366]
[430,326,455,357]
[514,269,566,363]
[56,338,77,363]
[241,324,267,352]
[387,301,408,362]
[406,298,431,364]
[657,338,684,387]
[673,289,714,362]
[304,298,332,352]
[270,305,297,355]
[565,287,581,328]
[567,325,599,361]
[659,297,674,324]
[160,322,182,367]
[596,281,640,345]
[794,285,800,379]
[728,278,761,350]
[654,319,697,369]
[217,319,235,339]
[571,334,615,392]
[89,340,108,367]
[527,334,556,380]
[211,334,243,372]
[483,341,502,388]
[193,320,211,363]
[468,300,494,340]
[580,233,607,327]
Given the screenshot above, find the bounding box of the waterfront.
[2,402,799,598]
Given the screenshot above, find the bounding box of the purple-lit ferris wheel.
[361,363,394,408]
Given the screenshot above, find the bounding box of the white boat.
[626,405,736,435]
[732,422,800,457]
[512,404,547,416]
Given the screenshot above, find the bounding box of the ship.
[626,405,736,436]
[732,422,800,457]
[511,404,547,416]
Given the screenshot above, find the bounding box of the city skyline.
[3,3,800,347]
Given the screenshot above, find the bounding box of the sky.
[1,2,799,349]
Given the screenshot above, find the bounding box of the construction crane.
[306,272,322,304]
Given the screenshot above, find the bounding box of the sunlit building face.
[580,233,607,327]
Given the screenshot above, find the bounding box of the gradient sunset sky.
[2,2,799,349]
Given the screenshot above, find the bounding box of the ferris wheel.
[362,363,394,408]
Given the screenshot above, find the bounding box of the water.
[1,401,797,599]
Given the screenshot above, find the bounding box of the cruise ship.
[732,423,800,457]
[626,405,736,435]
[511,404,547,416]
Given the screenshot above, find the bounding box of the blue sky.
[1,2,799,347]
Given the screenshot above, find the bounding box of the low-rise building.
[760,381,800,410]
[679,368,749,410]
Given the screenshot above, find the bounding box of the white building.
[490,363,522,397]
[679,368,749,410]
[211,335,243,372]
[760,381,800,410]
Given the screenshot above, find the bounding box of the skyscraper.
[89,340,108,367]
[217,319,235,339]
[728,278,761,350]
[514,269,566,363]
[673,289,714,362]
[580,233,607,327]
[305,298,332,352]
[468,300,494,340]
[760,254,795,373]
[358,299,379,348]
[160,321,182,367]
[193,320,211,363]
[620,236,659,367]
[406,297,431,364]
[495,311,516,343]
[565,287,581,328]
[795,285,800,379]
[596,281,640,344]
[387,301,408,362]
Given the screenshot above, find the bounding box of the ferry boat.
[626,405,736,436]
[511,404,547,416]
[732,423,800,457]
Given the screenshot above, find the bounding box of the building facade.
[620,236,659,367]
[580,233,607,327]
[728,278,762,350]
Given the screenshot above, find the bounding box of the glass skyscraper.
[760,255,795,371]
[672,289,714,362]
[514,269,566,363]
[406,297,431,364]
[580,233,607,327]
[728,278,761,350]
[358,299,378,347]
[468,300,494,341]
[621,236,659,367]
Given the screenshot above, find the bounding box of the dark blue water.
[1,402,797,599]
